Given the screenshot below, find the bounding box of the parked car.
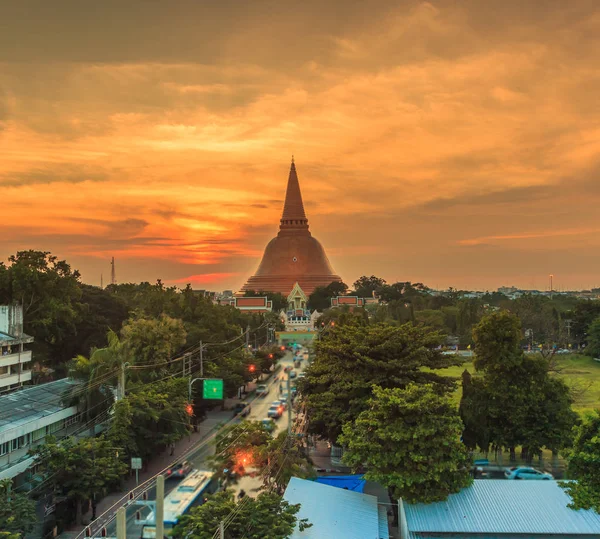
[166,461,193,479]
[256,384,268,397]
[278,399,288,410]
[505,467,553,480]
[297,372,306,379]
[289,370,297,379]
[261,418,276,432]
[267,405,282,419]
[233,401,251,417]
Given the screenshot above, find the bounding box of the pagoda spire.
[280,158,308,230]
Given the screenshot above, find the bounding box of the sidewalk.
[62,408,233,534]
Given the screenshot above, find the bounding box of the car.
[256,384,268,397]
[277,398,288,410]
[297,372,306,379]
[289,370,297,379]
[281,391,293,403]
[261,418,276,432]
[504,467,553,480]
[267,405,282,419]
[233,401,251,417]
[165,461,193,479]
[290,386,298,395]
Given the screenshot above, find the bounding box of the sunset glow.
[2,1,600,290]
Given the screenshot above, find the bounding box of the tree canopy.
[562,410,600,513]
[301,322,461,442]
[339,384,472,503]
[0,479,36,536]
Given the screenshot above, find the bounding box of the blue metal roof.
[403,480,600,535]
[284,477,387,539]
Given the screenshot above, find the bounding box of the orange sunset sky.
[1,1,600,292]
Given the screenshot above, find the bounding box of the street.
[101,350,304,537]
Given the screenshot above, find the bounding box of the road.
[102,351,304,538]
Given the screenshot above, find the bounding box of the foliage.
[32,436,127,524]
[173,490,310,539]
[120,313,187,381]
[0,250,82,369]
[117,378,192,460]
[584,317,600,358]
[562,410,600,513]
[0,479,36,535]
[307,281,349,311]
[209,421,273,481]
[301,322,461,442]
[263,433,316,493]
[352,275,386,298]
[461,311,577,458]
[339,384,472,503]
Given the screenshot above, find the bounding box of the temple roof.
[280,158,308,227]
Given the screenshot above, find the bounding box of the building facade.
[0,305,34,394]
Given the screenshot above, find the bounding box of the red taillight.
[167,470,172,475]
[179,470,183,475]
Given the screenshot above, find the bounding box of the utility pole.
[116,507,126,539]
[245,325,250,349]
[199,341,205,378]
[287,374,292,436]
[118,362,129,401]
[100,273,103,289]
[156,475,165,539]
[111,257,116,286]
[219,521,225,539]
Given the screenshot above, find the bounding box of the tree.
[307,281,349,311]
[462,311,577,460]
[263,433,315,493]
[119,378,192,460]
[120,313,187,381]
[584,317,600,358]
[209,421,273,483]
[173,490,310,539]
[352,275,386,298]
[0,479,36,535]
[0,250,83,370]
[32,436,127,524]
[339,384,472,503]
[301,322,461,442]
[562,410,600,513]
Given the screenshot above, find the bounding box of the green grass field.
[438,353,600,415]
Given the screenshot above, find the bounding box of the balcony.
[0,370,32,389]
[0,349,32,369]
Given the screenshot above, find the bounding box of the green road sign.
[203,379,224,400]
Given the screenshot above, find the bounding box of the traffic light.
[331,321,335,327]
[185,403,194,416]
[248,364,256,373]
[280,345,285,351]
[268,353,273,359]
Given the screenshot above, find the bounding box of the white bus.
[141,469,218,538]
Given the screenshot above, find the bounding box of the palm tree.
[66,330,126,435]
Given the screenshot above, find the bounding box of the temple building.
[241,159,342,297]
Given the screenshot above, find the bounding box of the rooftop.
[403,480,600,536]
[0,378,80,436]
[283,476,387,539]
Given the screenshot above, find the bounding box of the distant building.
[399,480,600,538]
[217,296,273,313]
[330,296,378,310]
[283,477,389,539]
[0,379,92,485]
[0,305,34,394]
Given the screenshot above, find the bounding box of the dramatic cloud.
[1,0,599,290]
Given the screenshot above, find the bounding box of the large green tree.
[461,311,577,460]
[352,275,386,298]
[0,479,36,536]
[263,433,315,494]
[339,384,472,503]
[562,410,600,514]
[584,317,600,358]
[172,490,310,539]
[0,250,83,369]
[32,436,127,524]
[307,281,349,311]
[301,322,461,442]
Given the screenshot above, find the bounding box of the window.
[46,421,62,435]
[0,441,9,456]
[63,414,80,429]
[0,366,7,376]
[31,427,45,442]
[21,362,31,371]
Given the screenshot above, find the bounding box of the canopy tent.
[315,475,365,493]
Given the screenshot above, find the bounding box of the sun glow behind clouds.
[1,1,600,289]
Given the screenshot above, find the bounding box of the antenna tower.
[100,273,103,289]
[111,257,116,286]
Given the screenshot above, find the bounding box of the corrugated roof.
[0,378,80,435]
[404,480,600,535]
[283,477,382,539]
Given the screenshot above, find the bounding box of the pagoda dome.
[241,159,341,296]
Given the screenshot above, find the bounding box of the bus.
[141,469,219,538]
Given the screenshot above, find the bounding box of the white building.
[0,305,34,393]
[0,378,84,485]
